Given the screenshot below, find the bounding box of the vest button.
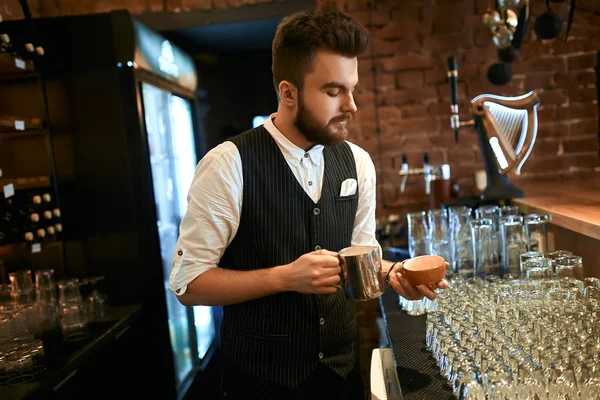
[318,352,324,360]
[319,318,325,325]
[313,208,320,216]
[314,245,321,250]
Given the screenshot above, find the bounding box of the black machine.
[447,56,541,201]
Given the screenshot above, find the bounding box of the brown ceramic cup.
[402,255,447,289]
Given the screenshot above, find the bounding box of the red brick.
[391,3,420,22]
[464,46,497,64]
[537,90,569,106]
[513,58,567,75]
[530,138,561,156]
[562,136,600,153]
[536,106,556,122]
[358,72,396,92]
[525,74,554,90]
[404,86,439,103]
[358,133,405,156]
[568,53,597,71]
[381,184,427,207]
[476,0,492,14]
[553,38,597,55]
[561,103,599,120]
[380,53,434,72]
[423,32,474,52]
[396,71,424,89]
[370,38,397,57]
[537,121,571,137]
[358,58,375,74]
[567,87,598,103]
[374,21,432,39]
[435,0,475,17]
[354,91,385,107]
[420,4,435,24]
[434,19,466,34]
[391,117,441,135]
[351,10,390,27]
[354,106,376,123]
[570,119,599,136]
[566,24,600,40]
[401,104,428,119]
[519,40,553,61]
[212,0,228,8]
[345,0,371,12]
[464,14,485,28]
[377,106,402,122]
[555,71,597,88]
[475,26,494,47]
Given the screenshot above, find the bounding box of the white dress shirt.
[169,114,380,295]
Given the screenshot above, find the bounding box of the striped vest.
[219,127,359,389]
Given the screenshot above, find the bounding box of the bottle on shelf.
[0,34,33,72]
[0,34,14,54]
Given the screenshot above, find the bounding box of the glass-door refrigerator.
[140,81,215,391]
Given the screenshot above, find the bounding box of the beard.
[293,95,351,147]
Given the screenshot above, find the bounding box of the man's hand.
[282,249,342,294]
[386,260,449,301]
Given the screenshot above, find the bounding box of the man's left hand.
[386,261,449,301]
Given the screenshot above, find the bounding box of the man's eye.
[327,91,340,97]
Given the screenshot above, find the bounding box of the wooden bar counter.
[513,176,600,277]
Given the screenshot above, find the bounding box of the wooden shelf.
[0,175,51,190]
[0,71,40,83]
[0,115,44,132]
[514,176,600,241]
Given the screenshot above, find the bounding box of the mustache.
[330,113,353,123]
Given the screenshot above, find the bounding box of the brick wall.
[323,0,600,217]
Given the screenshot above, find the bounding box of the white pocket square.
[339,178,357,197]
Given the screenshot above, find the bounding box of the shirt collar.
[263,113,324,166]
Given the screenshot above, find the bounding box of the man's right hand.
[282,249,342,294]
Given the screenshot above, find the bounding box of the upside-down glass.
[524,214,550,253]
[449,206,473,279]
[499,215,524,279]
[471,218,499,278]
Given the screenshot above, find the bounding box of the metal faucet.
[398,152,450,194]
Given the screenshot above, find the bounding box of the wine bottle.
[0,34,14,54]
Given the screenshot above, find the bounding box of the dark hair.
[271,11,372,95]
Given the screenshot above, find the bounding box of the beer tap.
[398,152,438,194]
[398,152,452,209]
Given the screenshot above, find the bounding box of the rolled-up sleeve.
[169,142,242,295]
[348,142,382,256]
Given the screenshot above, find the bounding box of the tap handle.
[447,56,460,144]
[401,153,408,165]
[423,152,430,165]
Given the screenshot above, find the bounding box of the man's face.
[294,50,359,147]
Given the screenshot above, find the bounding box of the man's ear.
[278,80,298,108]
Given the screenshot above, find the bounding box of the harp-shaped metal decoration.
[472,91,541,176]
[447,57,541,200]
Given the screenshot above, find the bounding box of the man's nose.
[343,92,357,114]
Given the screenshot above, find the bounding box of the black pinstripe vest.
[220,126,359,389]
